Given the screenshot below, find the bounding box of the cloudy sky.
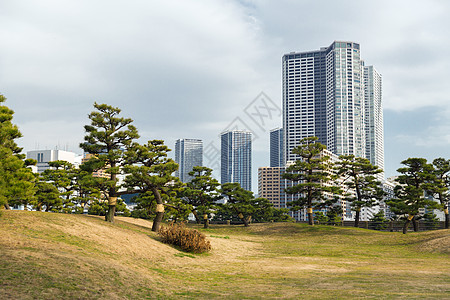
[1,0,449,192]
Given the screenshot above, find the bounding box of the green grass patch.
[209,235,230,239]
[174,252,196,258]
[1,210,449,299]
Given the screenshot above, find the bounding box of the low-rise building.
[27,149,82,173]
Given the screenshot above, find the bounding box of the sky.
[1,0,449,193]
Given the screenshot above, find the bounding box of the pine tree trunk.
[105,205,116,222]
[237,213,249,227]
[192,210,201,224]
[307,207,314,226]
[105,196,117,223]
[4,203,10,210]
[444,207,449,229]
[403,215,415,234]
[152,211,164,232]
[203,214,209,229]
[151,187,164,232]
[403,219,411,234]
[354,210,360,227]
[445,213,449,229]
[308,212,314,225]
[412,217,418,232]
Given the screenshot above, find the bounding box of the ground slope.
[0,210,449,299]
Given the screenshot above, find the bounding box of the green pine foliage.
[369,211,389,231]
[80,103,139,222]
[0,94,36,209]
[123,140,180,231]
[423,211,440,230]
[282,136,342,225]
[388,158,441,234]
[430,158,450,229]
[326,205,343,226]
[219,182,256,227]
[335,155,384,227]
[88,198,130,217]
[182,166,220,227]
[314,212,328,224]
[33,181,62,212]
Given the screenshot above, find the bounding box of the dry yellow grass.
[1,210,449,299]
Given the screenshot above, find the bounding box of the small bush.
[423,212,440,230]
[158,223,211,253]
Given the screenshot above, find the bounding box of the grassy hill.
[0,210,449,299]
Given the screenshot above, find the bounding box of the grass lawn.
[0,210,449,299]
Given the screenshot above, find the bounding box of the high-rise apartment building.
[282,41,384,172]
[364,65,384,177]
[175,139,203,183]
[221,130,252,191]
[270,128,283,167]
[258,167,283,208]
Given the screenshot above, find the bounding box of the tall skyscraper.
[270,128,283,167]
[220,130,252,191]
[364,65,384,176]
[175,139,203,183]
[282,41,383,172]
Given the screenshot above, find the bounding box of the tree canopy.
[124,140,179,231]
[182,166,221,228]
[80,103,139,222]
[335,155,384,227]
[282,136,341,225]
[0,94,36,210]
[388,158,440,234]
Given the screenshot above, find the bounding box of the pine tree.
[282,136,341,225]
[32,181,62,212]
[182,166,220,228]
[80,103,139,223]
[123,140,179,231]
[431,158,450,229]
[369,211,389,231]
[41,161,78,213]
[219,182,256,227]
[423,211,440,230]
[388,158,440,234]
[335,155,384,227]
[0,94,36,210]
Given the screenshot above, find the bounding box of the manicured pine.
[123,140,179,231]
[183,166,221,228]
[282,136,341,226]
[335,155,384,227]
[0,94,36,210]
[431,158,450,229]
[80,103,139,223]
[387,158,440,234]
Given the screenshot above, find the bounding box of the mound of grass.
[1,210,449,299]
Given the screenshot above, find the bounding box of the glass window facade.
[282,41,383,173]
[220,130,252,191]
[175,139,203,183]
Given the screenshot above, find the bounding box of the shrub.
[423,212,440,230]
[158,223,211,253]
[369,211,389,231]
[314,211,328,224]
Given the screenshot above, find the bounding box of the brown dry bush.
[158,222,211,253]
